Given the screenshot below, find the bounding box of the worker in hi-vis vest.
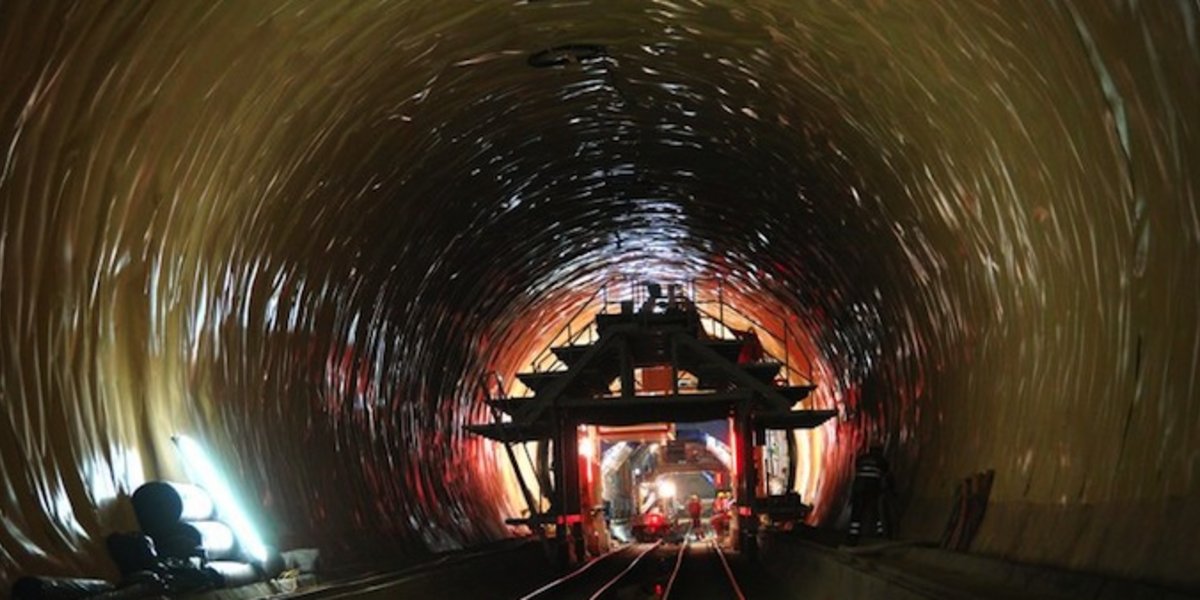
[847,445,892,545]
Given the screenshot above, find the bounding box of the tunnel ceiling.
[1,0,1198,591]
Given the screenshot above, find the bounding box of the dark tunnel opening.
[1,0,1198,594]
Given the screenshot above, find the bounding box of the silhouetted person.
[641,282,663,314]
[847,445,891,545]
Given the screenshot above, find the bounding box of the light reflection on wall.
[0,0,1196,591]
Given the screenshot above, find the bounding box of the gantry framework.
[466,283,836,561]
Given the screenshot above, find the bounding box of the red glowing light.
[728,417,738,477]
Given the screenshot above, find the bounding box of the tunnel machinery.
[466,282,836,565]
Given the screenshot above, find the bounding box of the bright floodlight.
[657,479,677,498]
[173,435,268,562]
[577,437,594,461]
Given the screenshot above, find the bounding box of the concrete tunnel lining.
[0,0,1197,592]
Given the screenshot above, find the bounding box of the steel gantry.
[467,284,836,565]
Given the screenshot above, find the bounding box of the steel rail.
[711,540,747,600]
[518,541,659,600]
[586,540,662,600]
[660,540,689,599]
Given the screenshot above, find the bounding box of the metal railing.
[525,286,610,373]
[521,278,816,388]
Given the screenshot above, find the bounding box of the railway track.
[276,537,754,599]
[518,541,663,600]
[519,539,748,600]
[662,540,746,600]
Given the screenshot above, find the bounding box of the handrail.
[528,278,646,373]
[691,277,816,382]
[521,277,816,385]
[528,285,608,373]
[694,304,813,387]
[484,371,507,400]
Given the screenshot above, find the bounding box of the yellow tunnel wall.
[0,0,1197,591]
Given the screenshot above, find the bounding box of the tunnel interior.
[1,0,1198,593]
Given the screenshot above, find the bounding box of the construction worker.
[640,282,663,313]
[686,494,704,540]
[737,328,764,363]
[847,445,891,546]
[710,491,731,540]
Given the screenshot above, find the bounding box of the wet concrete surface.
[760,530,1200,600]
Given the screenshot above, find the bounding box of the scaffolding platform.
[465,280,836,564]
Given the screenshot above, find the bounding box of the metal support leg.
[620,337,634,400]
[736,403,758,561]
[556,419,582,565]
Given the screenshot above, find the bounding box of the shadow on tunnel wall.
[0,0,1197,592]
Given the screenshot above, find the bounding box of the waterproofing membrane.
[0,0,1197,590]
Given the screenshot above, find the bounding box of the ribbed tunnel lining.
[0,0,1197,590]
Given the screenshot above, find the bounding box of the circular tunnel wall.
[0,0,1197,591]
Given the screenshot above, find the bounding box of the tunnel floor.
[182,531,1198,599]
